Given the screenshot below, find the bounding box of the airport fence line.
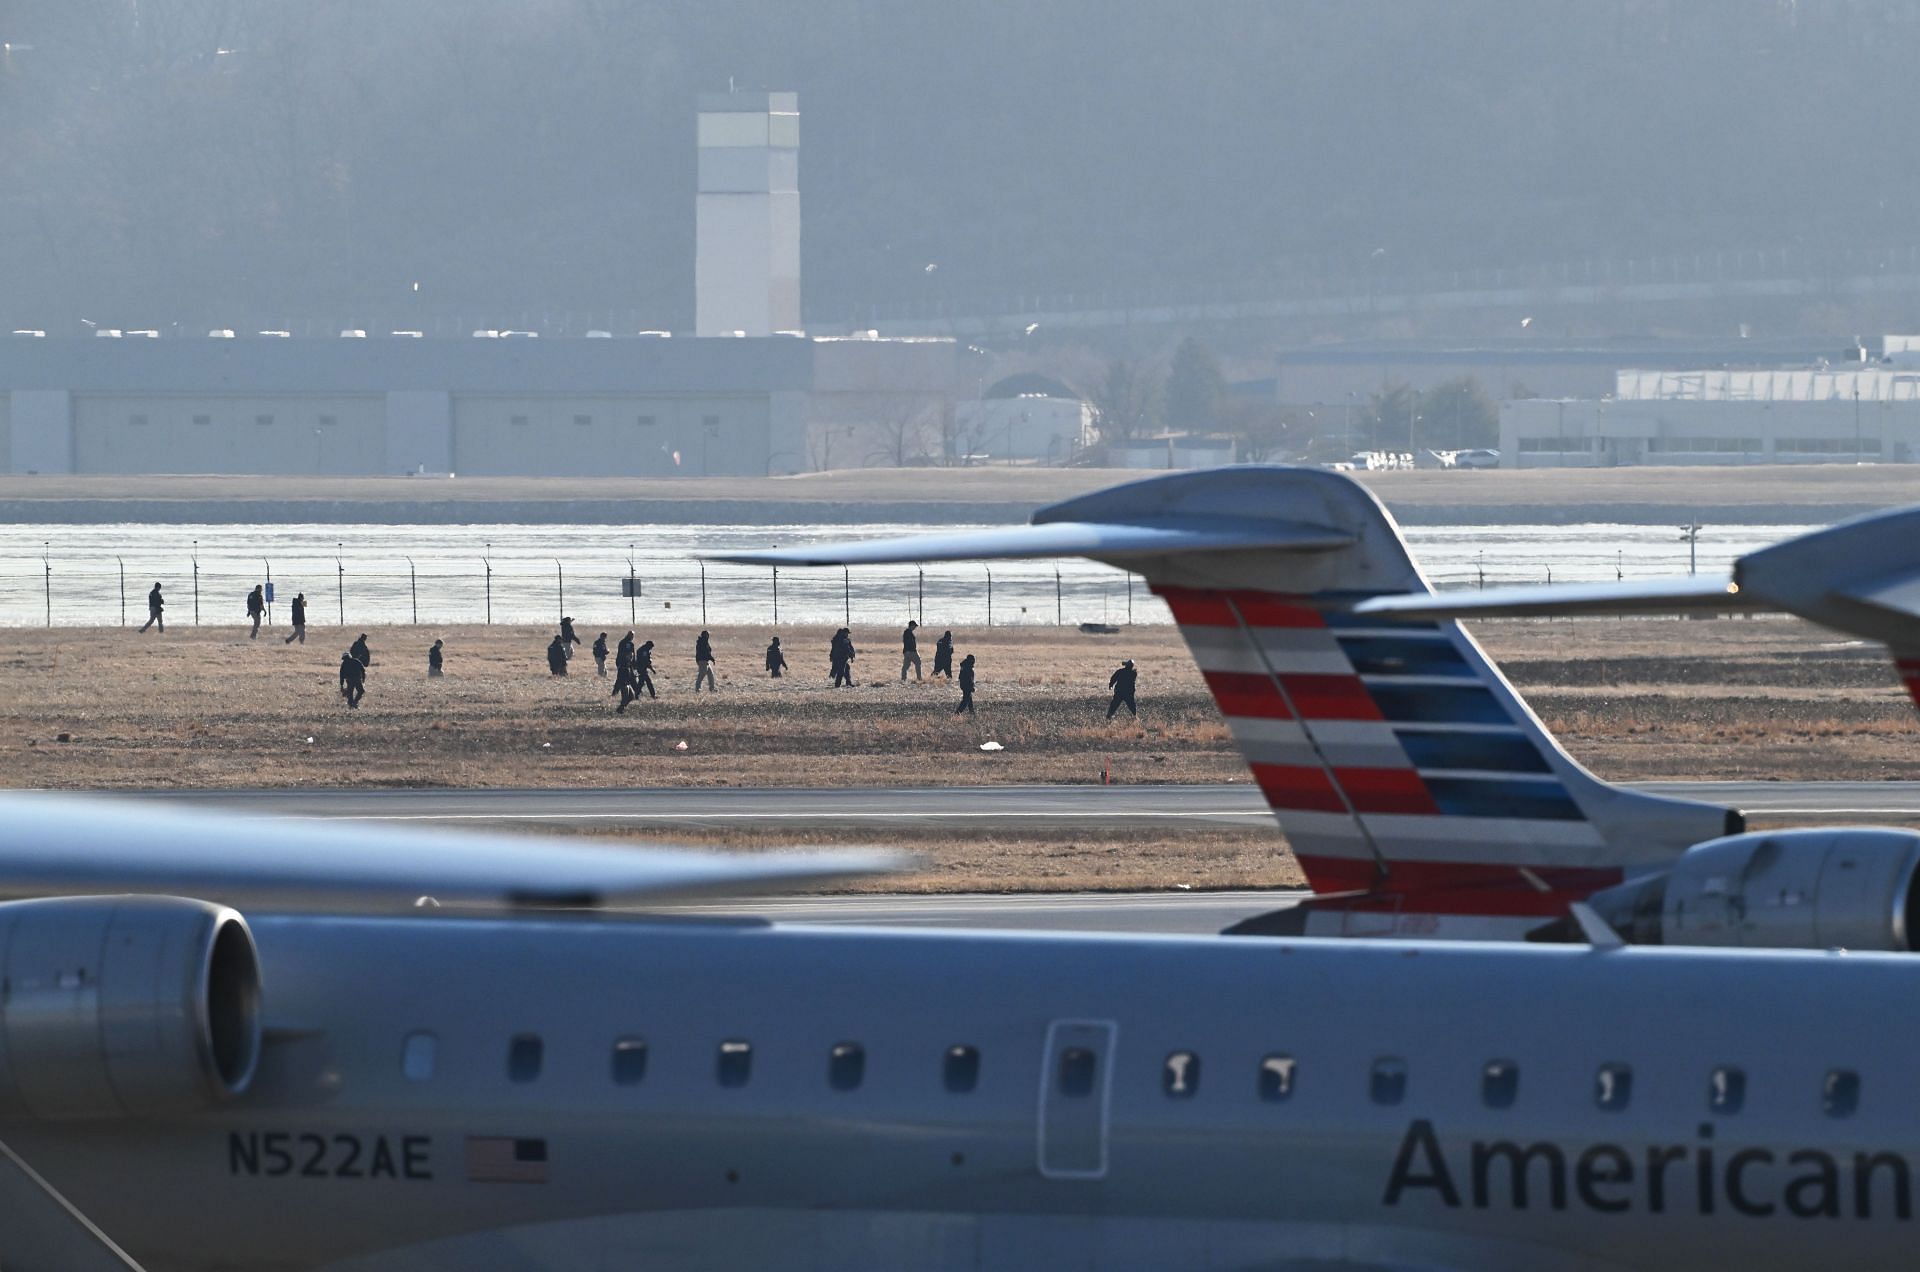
[0,553,1163,631]
[0,548,1761,631]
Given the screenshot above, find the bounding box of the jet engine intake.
[1589,829,1920,951]
[0,896,262,1119]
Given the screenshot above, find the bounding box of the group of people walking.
[199,581,1145,719]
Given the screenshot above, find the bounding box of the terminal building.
[0,89,960,478]
[1500,337,1920,467]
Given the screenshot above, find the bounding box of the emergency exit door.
[1038,1019,1117,1180]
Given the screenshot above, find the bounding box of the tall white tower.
[695,91,800,336]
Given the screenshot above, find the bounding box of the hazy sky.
[3,1,1913,332]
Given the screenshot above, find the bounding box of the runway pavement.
[62,780,1920,827]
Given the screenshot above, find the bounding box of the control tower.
[695,91,800,337]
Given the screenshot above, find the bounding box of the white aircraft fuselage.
[8,913,1916,1271]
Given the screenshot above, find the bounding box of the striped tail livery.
[710,465,1742,941]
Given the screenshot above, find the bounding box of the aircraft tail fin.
[716,466,1738,936]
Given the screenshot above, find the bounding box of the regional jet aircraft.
[4,795,1920,1271]
[716,466,1920,950]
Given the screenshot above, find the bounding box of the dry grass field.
[1,616,1914,890]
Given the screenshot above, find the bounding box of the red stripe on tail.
[1202,671,1294,719]
[1294,855,1625,917]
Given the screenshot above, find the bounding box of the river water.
[0,522,1811,629]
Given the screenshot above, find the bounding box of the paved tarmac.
[74,781,1920,827]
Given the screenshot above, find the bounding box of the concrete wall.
[385,390,452,474]
[71,394,385,475]
[449,394,771,476]
[9,390,73,474]
[1500,397,1920,467]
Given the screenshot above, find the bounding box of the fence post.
[192,541,200,626]
[700,562,708,626]
[984,565,993,628]
[336,542,344,625]
[917,567,924,625]
[842,567,850,625]
[1126,573,1132,625]
[1055,567,1062,626]
[484,545,492,625]
[406,556,417,625]
[42,542,50,628]
[117,556,125,627]
[772,566,779,625]
[628,545,636,624]
[555,560,564,621]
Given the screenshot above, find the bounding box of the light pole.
[1854,386,1863,463]
[335,542,344,624]
[483,546,492,626]
[263,557,273,626]
[192,540,200,626]
[42,541,50,628]
[1679,523,1702,576]
[627,544,637,624]
[405,556,417,625]
[984,565,993,628]
[117,555,125,626]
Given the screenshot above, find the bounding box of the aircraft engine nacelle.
[0,896,262,1120]
[1591,829,1920,951]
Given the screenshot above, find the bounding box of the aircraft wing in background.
[709,515,1353,568]
[0,795,909,914]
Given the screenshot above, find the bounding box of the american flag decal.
[465,1136,548,1184]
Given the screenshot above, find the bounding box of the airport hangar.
[0,335,958,478]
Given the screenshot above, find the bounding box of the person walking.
[283,593,307,645]
[613,646,639,712]
[829,628,857,688]
[765,636,787,678]
[349,634,371,669]
[339,650,366,708]
[560,617,581,660]
[591,632,609,677]
[546,633,570,676]
[694,630,717,692]
[140,582,165,634]
[634,640,658,699]
[1106,658,1139,719]
[900,620,922,682]
[246,585,265,639]
[932,629,954,679]
[428,639,444,678]
[954,653,977,715]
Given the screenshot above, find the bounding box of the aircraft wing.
[1352,575,1751,621]
[707,516,1353,567]
[0,795,909,913]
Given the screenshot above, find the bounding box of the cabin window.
[1482,1059,1519,1109]
[573,413,592,428]
[1370,1057,1407,1106]
[510,414,529,428]
[507,1033,543,1084]
[192,414,211,427]
[318,414,337,428]
[255,414,274,427]
[1708,1065,1745,1114]
[702,413,721,434]
[1163,1051,1201,1098]
[611,1038,648,1086]
[1824,1069,1860,1118]
[401,1031,437,1082]
[1595,1062,1633,1111]
[829,1042,866,1091]
[944,1045,980,1093]
[129,413,149,427]
[717,1039,752,1089]
[637,414,657,429]
[1258,1054,1296,1102]
[1058,1047,1098,1098]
